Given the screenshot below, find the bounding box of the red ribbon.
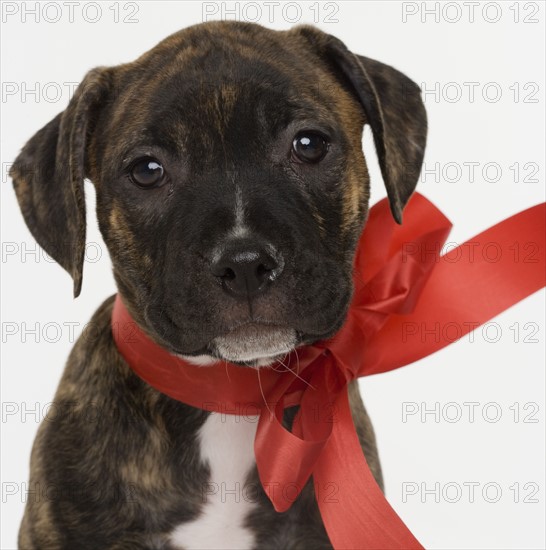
[112,193,545,549]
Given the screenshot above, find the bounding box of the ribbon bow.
[112,193,545,549]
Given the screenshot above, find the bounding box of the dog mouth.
[155,305,346,368]
[148,306,303,366]
[209,323,298,366]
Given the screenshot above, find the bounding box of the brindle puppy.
[11,21,426,550]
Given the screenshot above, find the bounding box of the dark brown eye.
[129,157,164,187]
[292,132,329,163]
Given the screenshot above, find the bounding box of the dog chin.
[180,323,297,368]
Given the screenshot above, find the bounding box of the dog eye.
[292,132,329,163]
[129,157,165,187]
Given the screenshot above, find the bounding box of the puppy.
[11,21,426,549]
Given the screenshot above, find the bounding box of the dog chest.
[169,412,259,550]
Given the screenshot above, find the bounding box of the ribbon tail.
[314,386,423,549]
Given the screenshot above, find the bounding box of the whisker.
[275,353,315,390]
[257,368,273,417]
[271,353,289,372]
[224,359,232,383]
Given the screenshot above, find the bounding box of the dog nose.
[211,241,282,297]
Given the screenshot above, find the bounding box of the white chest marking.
[169,412,259,550]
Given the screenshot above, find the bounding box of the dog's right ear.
[10,67,112,297]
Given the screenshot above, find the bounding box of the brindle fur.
[11,21,426,549]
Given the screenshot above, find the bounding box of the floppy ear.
[10,67,112,297]
[294,27,427,223]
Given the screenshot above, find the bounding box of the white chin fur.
[178,325,297,367]
[179,350,291,368]
[176,323,297,367]
[213,325,296,364]
[178,354,219,366]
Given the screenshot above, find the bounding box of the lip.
[218,321,287,338]
[146,307,212,356]
[211,323,298,363]
[149,304,345,359]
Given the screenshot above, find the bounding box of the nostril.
[256,263,272,279]
[222,267,236,280]
[211,263,236,280]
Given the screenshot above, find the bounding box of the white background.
[1,1,545,548]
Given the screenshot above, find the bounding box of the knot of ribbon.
[112,193,545,549]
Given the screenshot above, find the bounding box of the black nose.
[211,240,282,297]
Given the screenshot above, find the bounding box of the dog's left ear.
[293,26,427,223]
[10,67,112,297]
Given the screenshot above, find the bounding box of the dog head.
[11,22,426,367]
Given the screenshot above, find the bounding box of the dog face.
[11,22,426,366]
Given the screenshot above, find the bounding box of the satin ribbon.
[112,193,545,549]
